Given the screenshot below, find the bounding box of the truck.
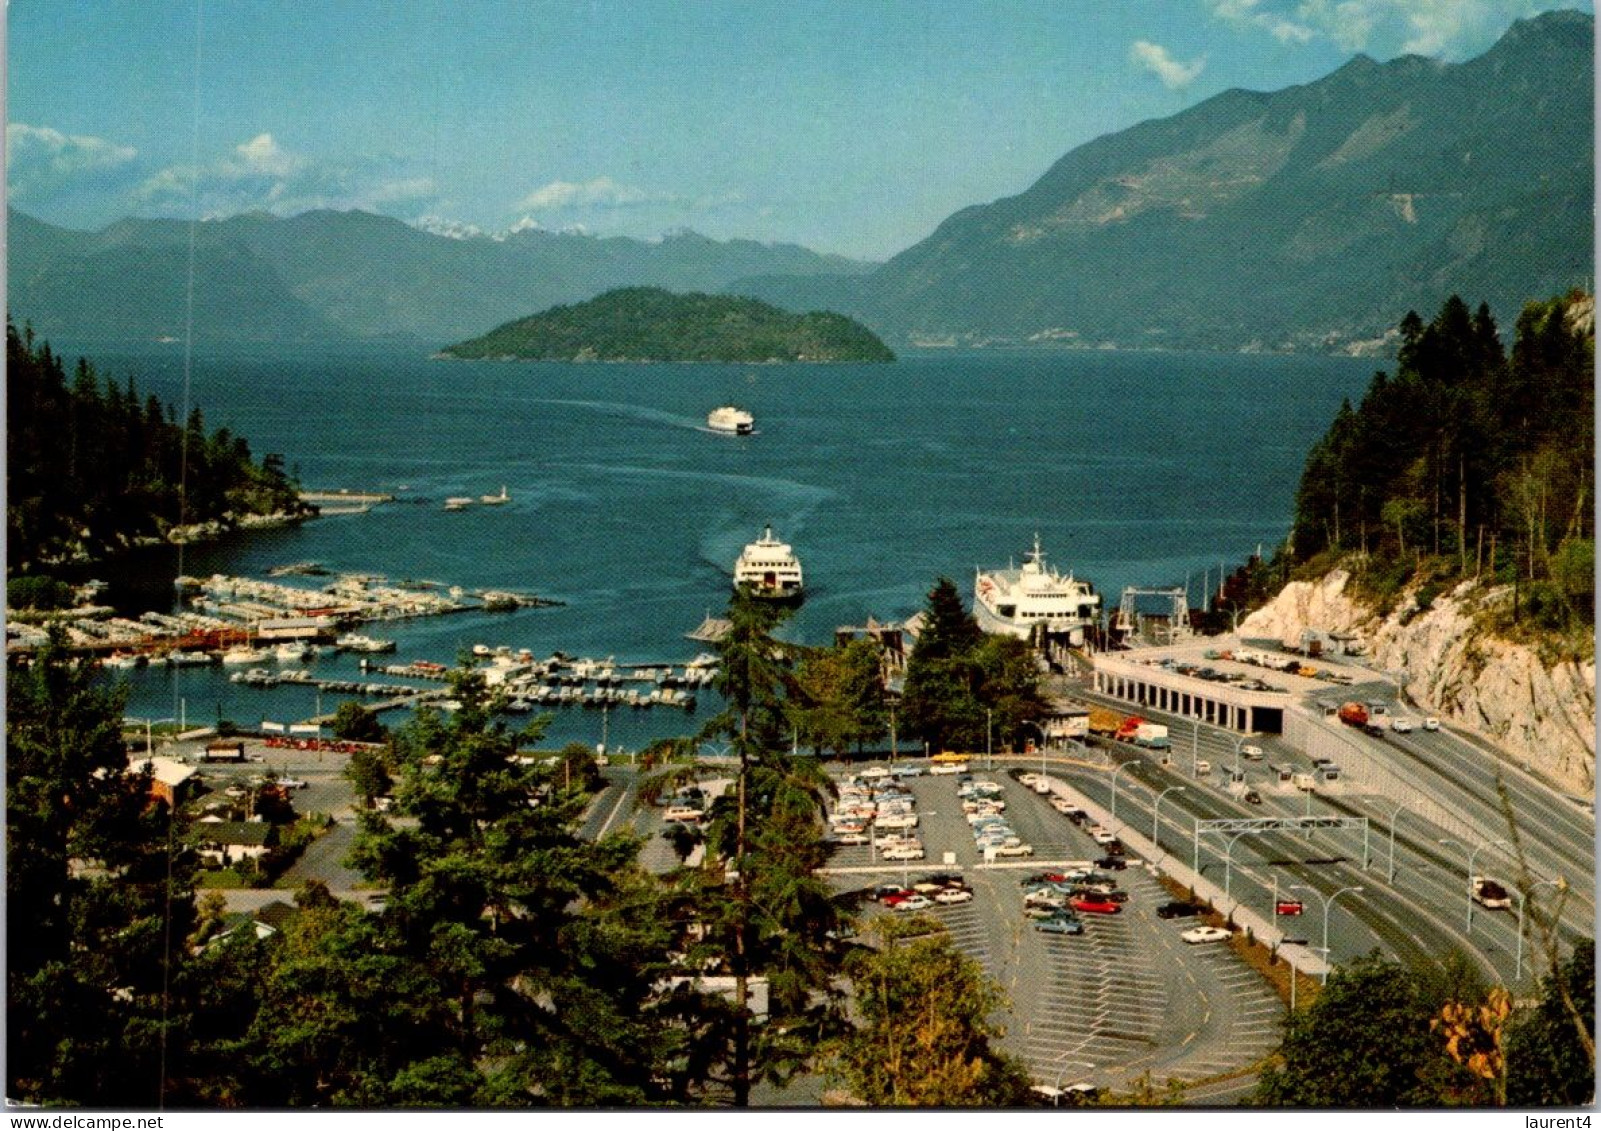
[1337,702,1369,728]
[1088,708,1128,738]
[1471,876,1512,910]
[1132,722,1170,750]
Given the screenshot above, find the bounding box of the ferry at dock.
[733,524,804,603]
[707,405,754,435]
[973,535,1099,645]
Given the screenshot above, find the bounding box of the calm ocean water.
[76,342,1373,750]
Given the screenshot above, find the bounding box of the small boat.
[274,641,312,663]
[444,496,474,511]
[166,650,216,667]
[104,652,144,669]
[221,645,270,665]
[707,405,755,435]
[480,486,511,505]
[337,632,396,653]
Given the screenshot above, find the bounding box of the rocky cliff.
[1241,570,1595,795]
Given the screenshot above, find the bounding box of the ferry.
[973,535,1099,645]
[480,486,511,505]
[707,405,755,435]
[733,524,804,603]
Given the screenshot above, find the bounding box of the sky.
[6,0,1593,259]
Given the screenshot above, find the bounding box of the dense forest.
[6,320,310,575]
[1289,292,1594,633]
[440,286,896,363]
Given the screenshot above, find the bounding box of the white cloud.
[516,176,655,212]
[135,133,435,217]
[6,123,137,199]
[1129,40,1208,89]
[1206,0,1561,58]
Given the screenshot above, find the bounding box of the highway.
[1060,676,1594,991]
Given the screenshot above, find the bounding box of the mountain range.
[741,9,1593,354]
[6,208,873,346]
[6,10,1592,355]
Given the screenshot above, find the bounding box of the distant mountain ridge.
[736,9,1594,354]
[440,287,894,363]
[6,207,875,346]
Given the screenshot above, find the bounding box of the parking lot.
[830,766,1284,1097]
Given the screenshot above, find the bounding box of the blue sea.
[76,341,1374,751]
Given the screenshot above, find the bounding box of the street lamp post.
[1151,785,1185,858]
[1050,1060,1097,1107]
[1109,760,1135,825]
[987,708,993,772]
[1291,883,1365,984]
[1223,830,1251,903]
[1515,876,1566,981]
[1362,796,1408,881]
[1231,735,1248,777]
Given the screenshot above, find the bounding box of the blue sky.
[7,0,1592,258]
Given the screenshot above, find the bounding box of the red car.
[1275,900,1305,916]
[1070,895,1122,915]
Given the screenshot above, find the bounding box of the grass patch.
[197,868,250,889]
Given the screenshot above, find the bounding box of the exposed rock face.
[1242,570,1596,795]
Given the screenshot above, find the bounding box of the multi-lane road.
[1060,675,1594,991]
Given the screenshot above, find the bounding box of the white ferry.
[733,524,804,603]
[973,535,1099,645]
[707,405,755,435]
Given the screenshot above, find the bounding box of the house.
[188,820,277,867]
[127,754,197,807]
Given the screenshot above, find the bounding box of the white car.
[1240,744,1264,761]
[890,893,933,912]
[929,762,967,775]
[1423,717,1441,732]
[831,831,870,846]
[994,843,1035,857]
[663,805,704,823]
[1180,925,1233,944]
[1018,772,1041,787]
[875,813,919,830]
[1032,780,1053,795]
[1391,718,1415,733]
[933,887,975,905]
[881,843,926,861]
[1091,829,1117,845]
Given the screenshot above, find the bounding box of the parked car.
[1094,855,1128,871]
[890,894,933,913]
[868,884,909,903]
[830,831,870,846]
[1070,895,1121,915]
[1156,901,1204,920]
[882,843,926,861]
[888,763,923,777]
[1103,839,1126,856]
[994,843,1035,857]
[1181,925,1233,944]
[933,887,975,905]
[1035,913,1085,936]
[663,804,704,823]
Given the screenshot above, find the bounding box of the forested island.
[6,320,312,580]
[439,286,895,363]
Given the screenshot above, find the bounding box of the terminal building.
[1087,637,1367,736]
